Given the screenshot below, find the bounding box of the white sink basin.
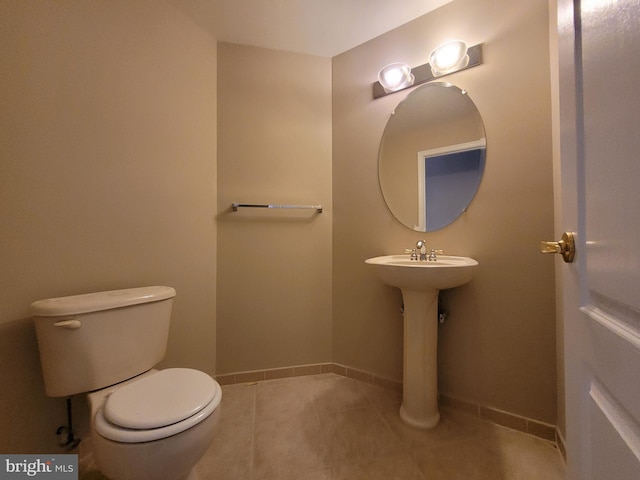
[365,253,478,429]
[365,254,478,292]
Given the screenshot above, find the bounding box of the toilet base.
[90,406,219,480]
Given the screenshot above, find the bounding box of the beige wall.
[216,44,333,373]
[0,0,218,452]
[333,0,557,423]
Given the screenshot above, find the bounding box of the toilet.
[31,286,222,480]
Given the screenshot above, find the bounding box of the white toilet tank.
[32,286,176,397]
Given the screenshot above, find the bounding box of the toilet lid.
[104,368,217,430]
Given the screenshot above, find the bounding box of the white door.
[555,0,640,478]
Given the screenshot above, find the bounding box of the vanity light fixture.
[373,41,482,99]
[378,63,415,93]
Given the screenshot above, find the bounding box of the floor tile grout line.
[368,395,427,479]
[310,377,337,476]
[311,374,353,476]
[359,378,423,463]
[253,375,337,479]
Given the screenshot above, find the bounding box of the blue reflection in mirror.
[419,145,485,231]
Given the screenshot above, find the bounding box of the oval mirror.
[378,82,486,231]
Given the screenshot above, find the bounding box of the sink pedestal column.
[399,288,440,429]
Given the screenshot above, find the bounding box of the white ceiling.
[168,0,453,57]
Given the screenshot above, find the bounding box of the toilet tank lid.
[30,286,176,317]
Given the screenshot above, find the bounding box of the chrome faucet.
[416,240,427,261]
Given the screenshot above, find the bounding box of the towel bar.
[231,203,323,213]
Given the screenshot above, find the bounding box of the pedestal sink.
[365,254,478,429]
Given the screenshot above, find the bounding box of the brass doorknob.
[540,231,576,263]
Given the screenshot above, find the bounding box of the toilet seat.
[105,369,217,429]
[94,368,221,443]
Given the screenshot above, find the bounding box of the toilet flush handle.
[53,319,82,330]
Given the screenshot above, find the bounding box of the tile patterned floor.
[81,373,566,480]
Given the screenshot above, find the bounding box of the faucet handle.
[405,248,418,260]
[428,249,444,261]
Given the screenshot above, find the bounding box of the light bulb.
[429,40,469,76]
[378,63,415,93]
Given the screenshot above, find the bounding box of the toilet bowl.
[31,286,222,480]
[89,369,222,480]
